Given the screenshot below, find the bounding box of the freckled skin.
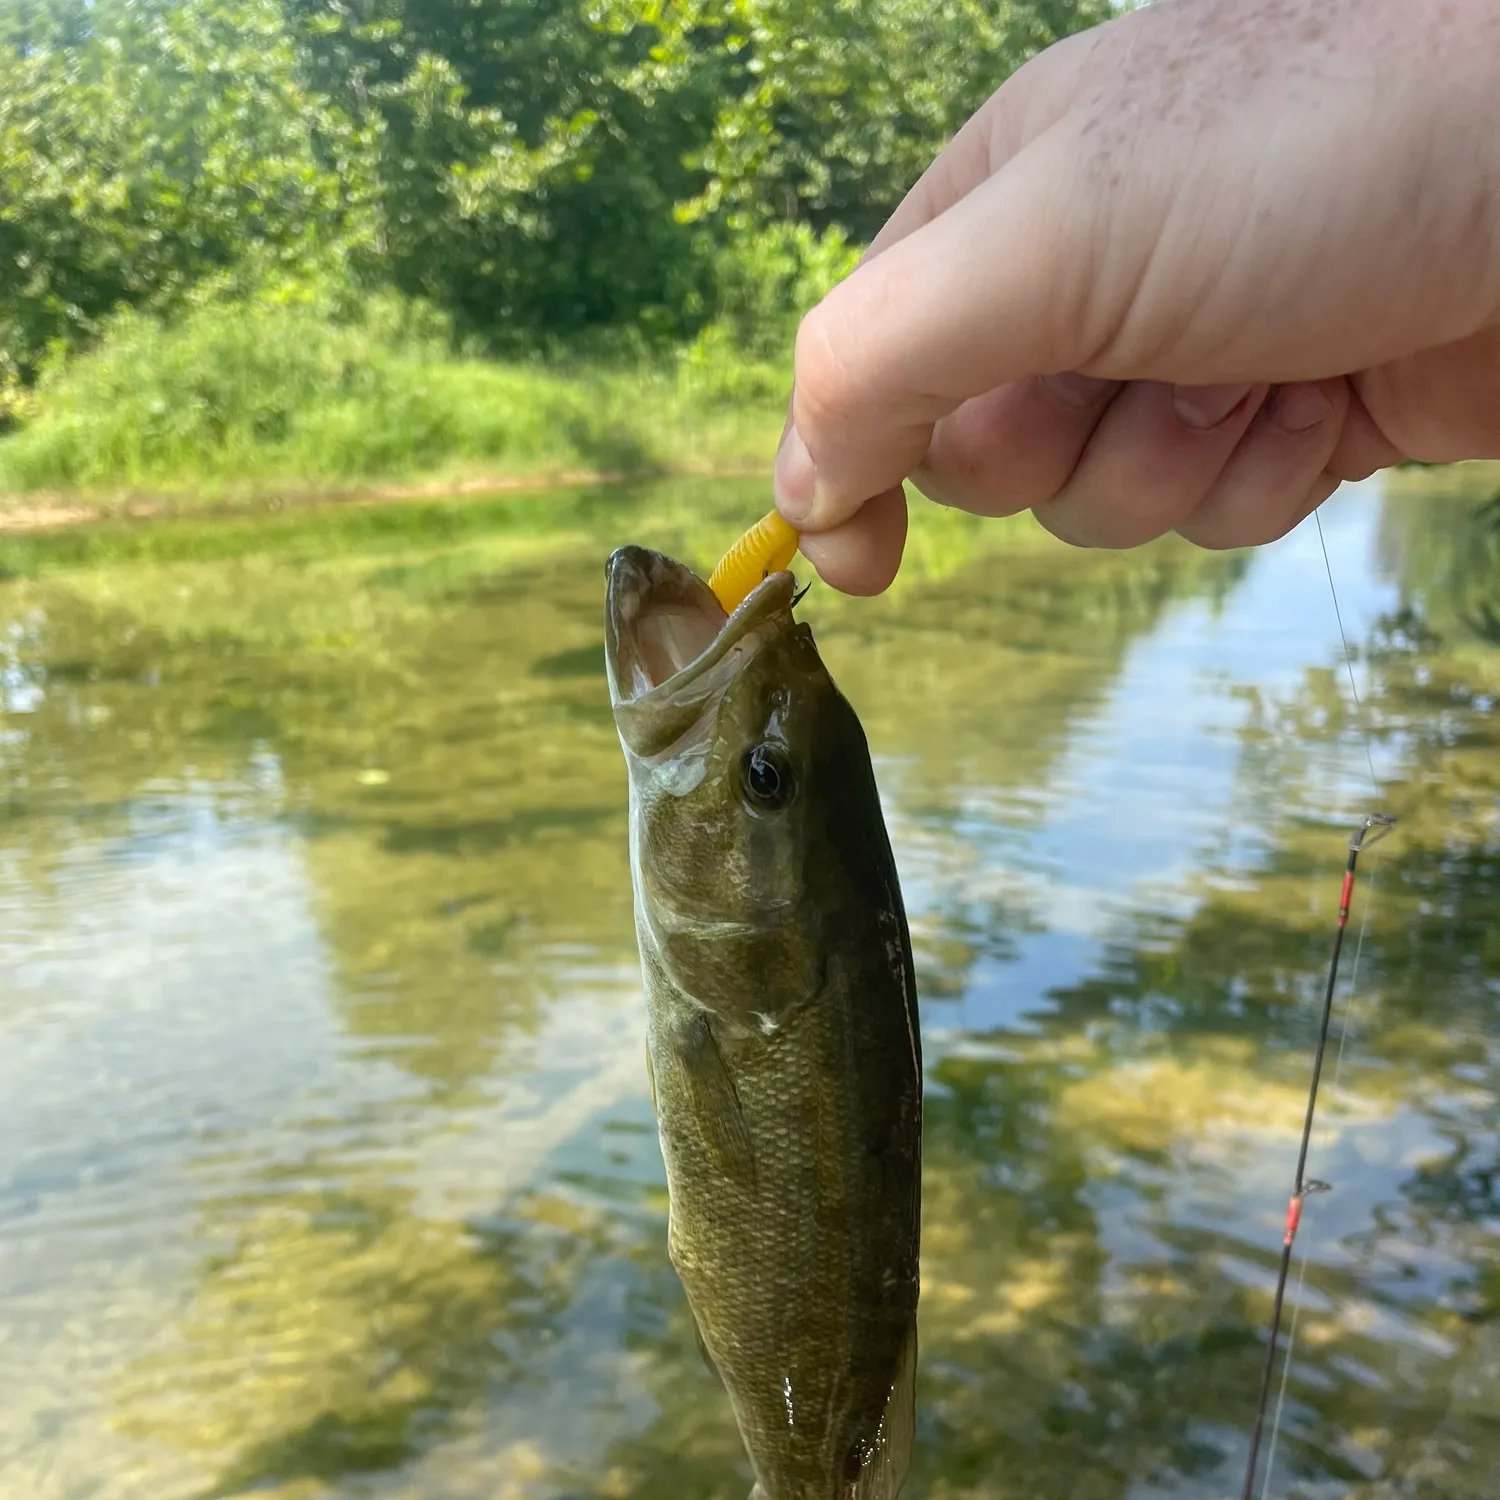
[607,550,922,1500]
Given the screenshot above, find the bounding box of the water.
[1,472,1497,1500]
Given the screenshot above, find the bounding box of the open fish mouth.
[604,545,798,711]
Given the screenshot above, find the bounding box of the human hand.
[772,0,1500,595]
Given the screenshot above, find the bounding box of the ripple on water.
[1,476,1498,1499]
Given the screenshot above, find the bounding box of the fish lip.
[604,544,798,713]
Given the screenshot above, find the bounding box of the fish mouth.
[605,545,798,750]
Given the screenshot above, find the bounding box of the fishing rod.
[1239,810,1396,1500]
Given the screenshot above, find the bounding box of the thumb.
[775,120,1116,533]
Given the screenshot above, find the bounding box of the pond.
[1,471,1497,1500]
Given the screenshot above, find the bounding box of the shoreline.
[4,458,1491,540]
[0,460,775,535]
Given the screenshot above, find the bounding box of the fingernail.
[1268,382,1331,434]
[1042,372,1117,408]
[1170,383,1253,430]
[774,425,817,522]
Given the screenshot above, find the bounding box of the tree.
[1,0,1117,373]
[0,0,374,380]
[662,0,1114,238]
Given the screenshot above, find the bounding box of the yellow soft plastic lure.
[708,508,801,613]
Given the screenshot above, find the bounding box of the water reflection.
[0,473,1496,1499]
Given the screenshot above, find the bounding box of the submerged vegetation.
[3,478,1498,1497]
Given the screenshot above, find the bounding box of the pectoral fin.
[692,1317,726,1388]
[675,1011,757,1191]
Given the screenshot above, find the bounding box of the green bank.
[0,300,791,515]
[1,0,1119,515]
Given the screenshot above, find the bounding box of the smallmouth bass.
[604,545,922,1500]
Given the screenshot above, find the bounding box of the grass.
[0,299,791,516]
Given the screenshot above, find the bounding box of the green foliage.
[705,221,862,355]
[281,0,731,348]
[0,0,375,380]
[0,0,1115,490]
[666,0,1115,238]
[1,0,1114,392]
[1378,472,1500,646]
[0,298,788,499]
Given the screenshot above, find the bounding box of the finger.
[1175,380,1350,549]
[776,122,1125,532]
[1184,467,1345,553]
[1034,382,1267,548]
[795,485,908,597]
[911,374,1122,517]
[1190,470,1344,551]
[1356,324,1500,463]
[1325,386,1405,481]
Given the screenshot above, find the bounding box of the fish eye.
[740,743,794,812]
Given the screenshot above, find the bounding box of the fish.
[604,544,923,1500]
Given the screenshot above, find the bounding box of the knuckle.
[792,303,862,436]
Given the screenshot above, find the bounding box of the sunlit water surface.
[1,473,1497,1500]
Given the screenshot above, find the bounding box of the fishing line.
[1312,506,1388,1104]
[1314,511,1381,801]
[1239,510,1394,1500]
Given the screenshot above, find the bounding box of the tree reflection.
[0,487,1250,1497]
[6,479,1497,1499]
[580,481,1499,1500]
[0,484,1241,1094]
